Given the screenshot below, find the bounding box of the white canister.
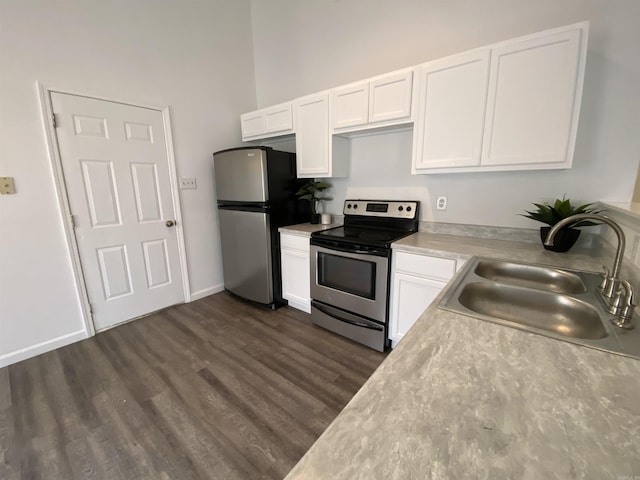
[320,213,332,225]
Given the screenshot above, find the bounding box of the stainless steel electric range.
[310,200,420,351]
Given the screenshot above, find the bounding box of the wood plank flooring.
[0,292,387,480]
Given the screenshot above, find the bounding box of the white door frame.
[36,82,191,336]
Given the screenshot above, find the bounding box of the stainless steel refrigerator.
[213,147,308,308]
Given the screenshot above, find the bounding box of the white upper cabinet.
[412,50,490,171]
[239,22,588,176]
[368,69,414,124]
[294,91,349,178]
[331,69,414,133]
[481,28,584,168]
[332,81,369,130]
[294,92,329,177]
[241,102,294,141]
[412,22,588,174]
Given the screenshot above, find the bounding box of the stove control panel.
[343,200,419,219]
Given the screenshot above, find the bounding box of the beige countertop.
[392,232,610,272]
[286,232,640,479]
[278,223,340,237]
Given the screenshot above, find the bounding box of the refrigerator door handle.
[217,203,270,213]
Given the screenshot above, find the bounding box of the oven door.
[310,242,389,323]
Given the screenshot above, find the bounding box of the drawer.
[280,233,310,252]
[394,251,456,281]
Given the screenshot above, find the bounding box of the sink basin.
[474,259,587,294]
[458,282,608,340]
[438,257,640,359]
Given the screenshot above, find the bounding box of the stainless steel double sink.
[440,257,640,359]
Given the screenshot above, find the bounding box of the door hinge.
[70,214,76,228]
[89,303,94,314]
[52,113,58,128]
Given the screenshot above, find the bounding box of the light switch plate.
[179,177,197,189]
[0,177,16,194]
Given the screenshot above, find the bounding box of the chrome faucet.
[544,213,635,329]
[611,280,635,329]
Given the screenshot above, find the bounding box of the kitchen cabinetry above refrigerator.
[240,102,294,141]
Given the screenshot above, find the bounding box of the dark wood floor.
[0,292,387,480]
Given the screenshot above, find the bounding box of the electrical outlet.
[180,177,197,189]
[0,177,16,194]
[436,196,447,210]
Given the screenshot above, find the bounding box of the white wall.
[250,0,640,227]
[0,0,256,366]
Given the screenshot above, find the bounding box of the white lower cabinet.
[389,251,464,347]
[280,233,311,313]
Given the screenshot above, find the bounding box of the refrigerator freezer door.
[218,208,273,304]
[214,148,268,203]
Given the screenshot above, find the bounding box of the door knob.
[166,220,176,227]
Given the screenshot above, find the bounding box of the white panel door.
[413,50,490,170]
[481,28,583,166]
[51,92,184,331]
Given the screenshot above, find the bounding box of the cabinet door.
[332,82,369,130]
[369,69,414,124]
[240,102,293,141]
[294,92,331,177]
[481,28,584,167]
[264,103,293,134]
[281,247,311,313]
[389,271,447,344]
[240,111,266,140]
[413,50,490,171]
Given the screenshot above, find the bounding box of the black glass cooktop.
[311,200,420,249]
[312,226,414,248]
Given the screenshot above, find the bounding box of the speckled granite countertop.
[392,232,612,272]
[286,232,640,479]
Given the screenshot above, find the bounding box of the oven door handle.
[312,242,388,256]
[312,301,384,331]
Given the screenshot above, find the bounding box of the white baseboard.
[285,297,311,314]
[190,283,225,301]
[1,284,229,368]
[0,329,89,368]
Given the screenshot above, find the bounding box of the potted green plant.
[521,196,602,252]
[296,180,333,224]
